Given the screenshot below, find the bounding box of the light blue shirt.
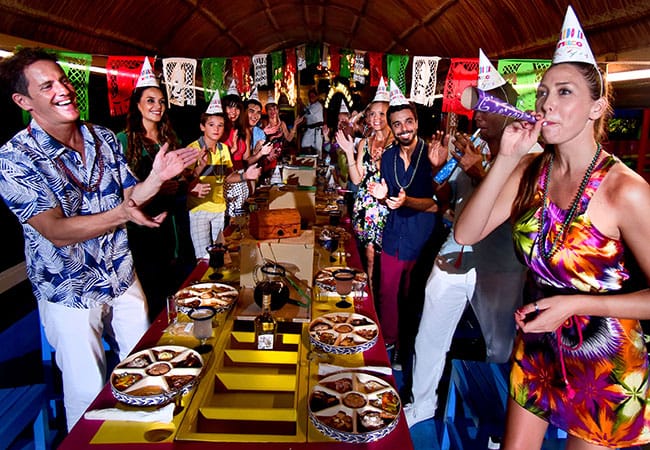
[0,120,138,308]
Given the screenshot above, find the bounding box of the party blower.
[461,86,538,124]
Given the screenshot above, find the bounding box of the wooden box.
[268,186,316,225]
[249,208,301,240]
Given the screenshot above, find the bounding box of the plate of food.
[110,345,204,407]
[173,282,239,314]
[309,371,400,443]
[309,312,378,355]
[314,267,367,292]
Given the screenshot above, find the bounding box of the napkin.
[84,403,175,423]
[318,363,392,377]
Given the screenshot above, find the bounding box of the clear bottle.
[254,293,277,350]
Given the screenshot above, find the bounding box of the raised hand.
[500,114,544,159]
[428,130,448,168]
[336,129,355,158]
[368,178,388,200]
[152,143,200,181]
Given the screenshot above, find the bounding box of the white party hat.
[135,57,159,88]
[388,79,409,106]
[206,93,223,114]
[266,91,277,105]
[248,85,260,103]
[339,101,349,114]
[226,79,239,96]
[478,48,507,91]
[552,6,597,66]
[372,77,390,103]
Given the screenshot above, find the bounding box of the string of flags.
[52,7,594,122]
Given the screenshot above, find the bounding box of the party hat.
[266,91,277,105]
[226,79,239,96]
[248,85,260,103]
[135,57,159,88]
[478,48,507,91]
[388,79,409,106]
[206,93,223,114]
[372,77,390,103]
[339,101,349,114]
[552,6,597,66]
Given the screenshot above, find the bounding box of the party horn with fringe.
[461,86,537,123]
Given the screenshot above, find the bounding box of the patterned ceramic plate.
[173,282,239,314]
[314,267,367,292]
[309,371,400,443]
[309,312,378,355]
[110,345,203,407]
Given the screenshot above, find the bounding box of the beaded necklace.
[29,123,105,193]
[393,139,424,190]
[538,144,602,260]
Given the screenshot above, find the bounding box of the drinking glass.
[206,244,226,280]
[188,306,216,354]
[333,269,355,309]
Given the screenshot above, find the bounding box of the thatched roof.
[0,0,648,106]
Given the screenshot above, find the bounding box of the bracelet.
[239,170,245,182]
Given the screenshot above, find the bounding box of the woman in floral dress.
[338,99,393,296]
[454,14,650,449]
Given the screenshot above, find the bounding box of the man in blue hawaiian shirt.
[0,48,198,430]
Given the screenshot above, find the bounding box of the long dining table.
[59,220,414,450]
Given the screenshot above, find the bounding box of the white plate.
[173,282,239,314]
[309,371,400,443]
[309,312,378,355]
[110,345,203,407]
[314,267,367,292]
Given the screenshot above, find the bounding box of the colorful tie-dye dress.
[511,154,650,447]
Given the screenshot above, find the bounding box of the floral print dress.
[352,140,389,249]
[511,154,650,447]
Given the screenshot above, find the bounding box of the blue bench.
[0,310,51,449]
[441,359,568,450]
[0,385,49,450]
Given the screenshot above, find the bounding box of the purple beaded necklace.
[538,144,602,260]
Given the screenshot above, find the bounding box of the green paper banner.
[56,51,92,121]
[202,57,226,102]
[272,51,283,81]
[339,49,353,78]
[497,59,551,112]
[387,54,410,95]
[306,44,320,66]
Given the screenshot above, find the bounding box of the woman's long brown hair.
[510,62,610,221]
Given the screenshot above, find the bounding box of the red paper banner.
[368,52,383,87]
[442,58,479,119]
[106,56,149,117]
[231,56,251,95]
[329,46,340,75]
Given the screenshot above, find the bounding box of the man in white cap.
[404,50,525,428]
[0,48,198,430]
[300,87,324,156]
[368,80,439,378]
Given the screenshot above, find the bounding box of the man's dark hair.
[387,102,418,124]
[0,47,59,99]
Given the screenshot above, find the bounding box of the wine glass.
[333,269,355,309]
[188,306,216,354]
[207,244,225,280]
